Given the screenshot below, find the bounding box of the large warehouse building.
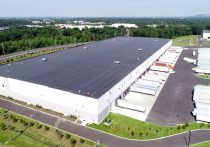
[0,37,172,124]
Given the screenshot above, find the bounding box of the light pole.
[188,130,191,147]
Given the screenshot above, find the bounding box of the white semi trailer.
[183,57,197,64]
[158,58,174,64]
[117,99,146,112]
[145,73,167,81]
[137,79,160,87]
[130,84,157,95]
[150,65,170,73]
[141,75,162,83]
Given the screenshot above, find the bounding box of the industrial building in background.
[202,30,210,40]
[0,37,172,124]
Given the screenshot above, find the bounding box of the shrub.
[29,122,34,127]
[70,138,77,145]
[155,130,159,133]
[13,117,18,123]
[199,123,204,127]
[145,132,149,136]
[139,132,143,137]
[65,133,71,139]
[0,123,7,131]
[128,127,130,131]
[80,138,85,143]
[23,121,28,126]
[7,96,13,100]
[182,125,186,129]
[45,126,50,131]
[3,113,8,119]
[37,124,42,129]
[131,131,135,136]
[177,126,181,130]
[69,115,77,119]
[185,123,189,128]
[35,104,42,108]
[20,119,24,123]
[56,130,64,139]
[10,115,14,119]
[10,126,15,130]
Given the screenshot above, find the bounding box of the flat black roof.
[0,37,170,99]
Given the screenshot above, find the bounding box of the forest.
[1,18,210,55]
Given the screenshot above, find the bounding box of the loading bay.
[146,48,210,125]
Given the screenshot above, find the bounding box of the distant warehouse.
[202,30,210,40]
[0,37,172,124]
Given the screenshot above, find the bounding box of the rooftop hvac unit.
[41,58,48,61]
[114,61,120,64]
[137,48,143,51]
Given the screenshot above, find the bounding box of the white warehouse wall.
[97,40,172,123]
[0,77,98,123]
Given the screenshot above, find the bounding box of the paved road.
[0,42,89,62]
[0,98,210,147]
[146,49,210,126]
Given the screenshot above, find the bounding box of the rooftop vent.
[84,46,88,49]
[137,57,140,60]
[137,48,143,51]
[154,39,158,42]
[114,61,120,64]
[41,58,48,61]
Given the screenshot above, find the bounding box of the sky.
[0,0,210,17]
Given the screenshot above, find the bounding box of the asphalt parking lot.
[146,49,210,126]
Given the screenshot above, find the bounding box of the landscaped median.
[191,141,210,147]
[88,113,210,140]
[196,73,210,80]
[0,108,101,147]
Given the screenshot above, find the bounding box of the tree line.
[1,18,210,55]
[0,26,126,55]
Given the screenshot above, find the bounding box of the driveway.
[146,49,210,126]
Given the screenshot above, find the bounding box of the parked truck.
[117,99,146,112]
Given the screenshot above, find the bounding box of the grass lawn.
[201,41,210,46]
[191,141,210,147]
[0,108,98,147]
[197,74,210,80]
[172,35,199,47]
[88,113,210,140]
